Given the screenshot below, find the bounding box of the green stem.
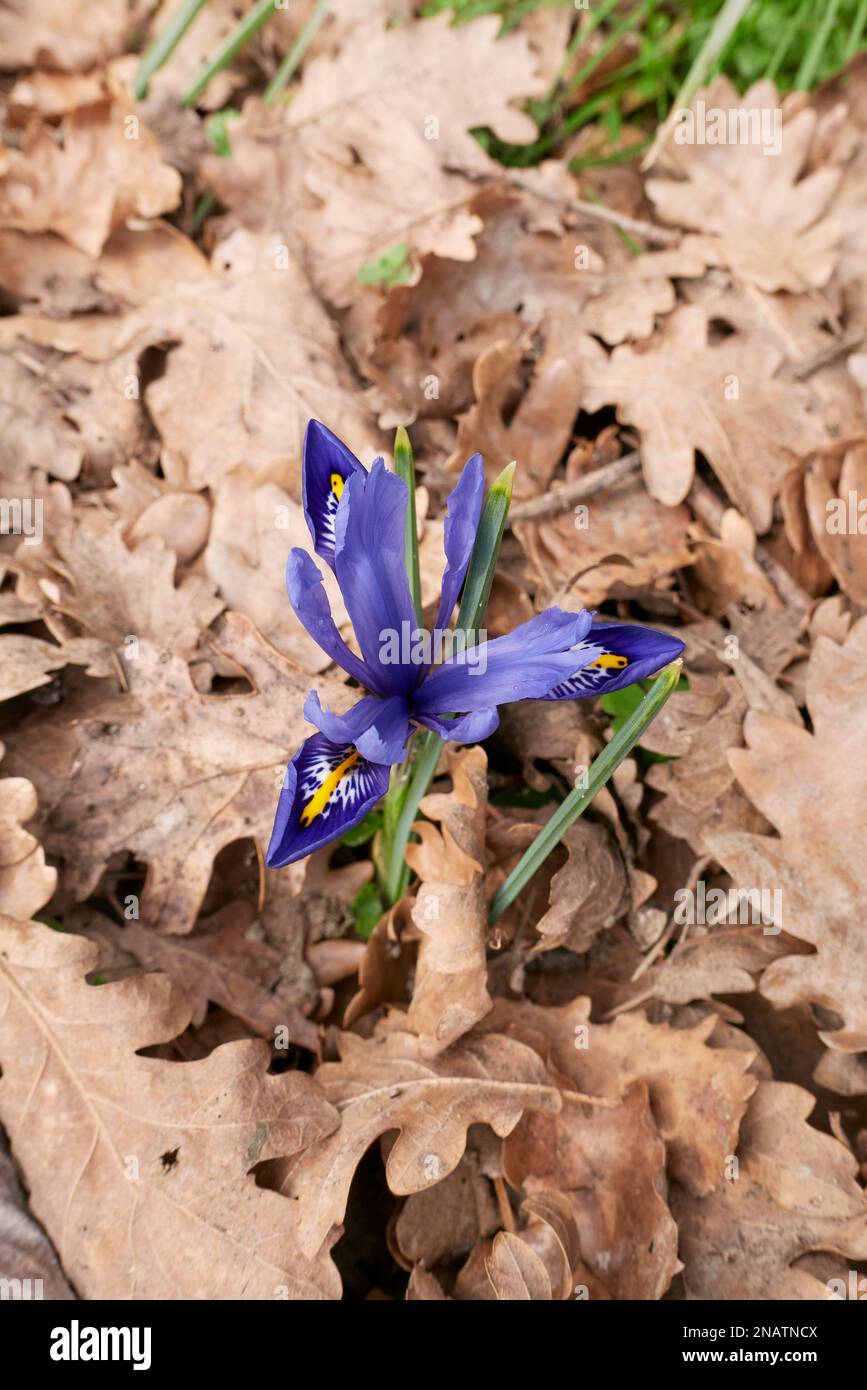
[394,427,423,627]
[182,0,277,107]
[263,0,331,104]
[381,460,515,906]
[844,0,867,64]
[134,0,209,100]
[488,659,683,925]
[795,0,842,88]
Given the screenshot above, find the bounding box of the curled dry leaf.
[0,0,147,71]
[709,618,867,1052]
[0,760,56,921]
[405,745,492,1056]
[1,612,351,934]
[0,99,181,258]
[674,1081,867,1299]
[277,1028,560,1263]
[0,919,341,1299]
[533,820,630,954]
[0,227,380,491]
[805,447,867,604]
[504,1081,679,1300]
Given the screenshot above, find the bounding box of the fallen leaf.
[405,746,492,1056]
[0,918,341,1298]
[709,618,867,1052]
[582,303,826,532]
[1,612,351,933]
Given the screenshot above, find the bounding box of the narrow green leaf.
[488,659,683,925]
[395,426,423,627]
[182,0,277,108]
[263,0,332,105]
[134,0,209,101]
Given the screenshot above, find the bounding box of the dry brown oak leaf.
[2,612,352,934]
[805,446,867,605]
[0,0,146,70]
[487,997,756,1196]
[17,504,224,678]
[0,759,56,922]
[276,1027,561,1261]
[0,99,181,258]
[674,1080,867,1299]
[0,227,379,491]
[646,78,842,294]
[0,919,342,1298]
[582,304,826,533]
[405,744,492,1056]
[503,1080,679,1300]
[707,616,867,1053]
[204,12,544,307]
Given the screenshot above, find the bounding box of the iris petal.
[266,732,389,867]
[286,548,381,692]
[540,623,686,699]
[304,690,411,765]
[433,453,485,633]
[334,459,419,695]
[414,707,500,743]
[302,419,368,570]
[414,608,595,715]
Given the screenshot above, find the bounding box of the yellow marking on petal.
[300,750,360,826]
[330,472,344,501]
[589,653,629,669]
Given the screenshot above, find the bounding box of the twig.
[509,453,640,525]
[454,164,680,248]
[783,327,867,380]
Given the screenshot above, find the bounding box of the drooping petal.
[302,419,368,570]
[540,623,686,699]
[433,452,485,633]
[414,707,500,744]
[334,458,419,695]
[304,690,411,765]
[286,548,382,693]
[414,608,595,715]
[266,732,389,867]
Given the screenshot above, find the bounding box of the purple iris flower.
[267,421,685,867]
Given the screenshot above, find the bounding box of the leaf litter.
[0,0,866,1304]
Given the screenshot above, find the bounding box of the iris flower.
[267,422,685,867]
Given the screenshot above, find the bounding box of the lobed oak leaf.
[708,617,867,1052]
[503,1080,680,1299]
[204,13,544,307]
[0,98,181,258]
[277,1028,561,1260]
[647,78,842,294]
[1,611,352,934]
[0,919,341,1299]
[674,1080,867,1299]
[582,304,826,532]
